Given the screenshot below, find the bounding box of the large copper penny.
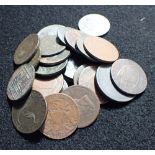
[14,34,39,65]
[41,93,79,139]
[32,74,64,97]
[62,85,100,128]
[84,36,119,63]
[111,59,147,95]
[7,64,35,101]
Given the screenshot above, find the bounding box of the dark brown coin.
[40,50,70,66]
[14,34,39,65]
[41,93,79,139]
[84,36,119,63]
[111,59,147,95]
[62,85,100,128]
[7,64,35,101]
[12,90,47,134]
[96,65,134,102]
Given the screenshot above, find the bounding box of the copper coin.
[62,85,100,128]
[12,90,47,134]
[32,74,64,97]
[111,59,147,95]
[41,93,79,139]
[14,34,39,65]
[84,36,119,63]
[78,66,107,104]
[7,64,35,101]
[40,49,70,66]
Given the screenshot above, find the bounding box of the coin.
[62,85,100,128]
[14,34,39,65]
[32,74,64,97]
[40,49,70,66]
[62,80,68,91]
[111,59,147,95]
[78,66,107,104]
[12,90,47,134]
[84,36,119,63]
[39,35,66,56]
[7,64,35,101]
[36,60,68,77]
[96,65,134,102]
[78,14,110,36]
[41,93,79,139]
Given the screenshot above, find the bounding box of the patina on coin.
[39,35,66,56]
[7,64,35,101]
[32,74,64,97]
[41,93,79,139]
[36,60,68,77]
[62,85,100,128]
[40,50,70,66]
[14,34,39,65]
[111,59,147,95]
[84,36,119,63]
[78,14,110,36]
[12,90,47,134]
[96,65,134,102]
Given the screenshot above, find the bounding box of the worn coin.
[111,59,147,95]
[78,14,110,36]
[39,35,66,56]
[7,64,35,101]
[12,90,47,134]
[32,74,64,97]
[40,49,70,66]
[14,34,39,65]
[41,93,79,139]
[62,85,100,128]
[96,65,134,102]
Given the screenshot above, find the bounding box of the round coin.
[12,90,47,134]
[96,65,134,102]
[78,14,110,36]
[84,36,119,63]
[41,93,79,139]
[62,85,100,128]
[111,59,147,95]
[14,34,39,65]
[7,64,35,101]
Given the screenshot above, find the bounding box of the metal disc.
[12,90,47,134]
[96,65,135,102]
[78,14,110,36]
[7,64,35,101]
[111,59,147,95]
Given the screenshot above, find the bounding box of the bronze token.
[62,85,100,128]
[7,64,35,101]
[111,59,147,95]
[84,36,119,63]
[32,74,64,97]
[41,93,79,139]
[14,34,39,65]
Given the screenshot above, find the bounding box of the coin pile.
[7,14,147,139]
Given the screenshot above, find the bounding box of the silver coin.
[78,14,110,36]
[62,80,69,91]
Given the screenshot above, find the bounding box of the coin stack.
[7,14,148,139]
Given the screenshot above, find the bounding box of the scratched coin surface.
[32,74,64,97]
[111,59,147,95]
[40,50,70,66]
[96,65,134,102]
[39,35,66,56]
[14,34,39,65]
[62,85,100,128]
[7,64,35,101]
[41,93,79,139]
[84,36,119,63]
[36,60,68,77]
[12,90,47,134]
